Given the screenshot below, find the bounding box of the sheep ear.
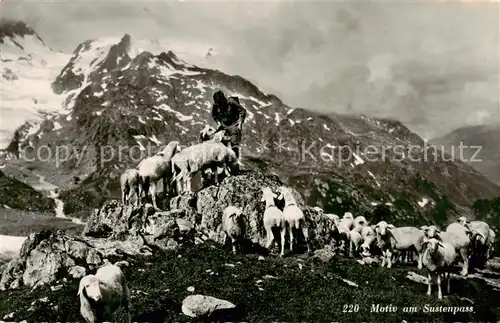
[387,224,395,230]
[77,280,84,296]
[277,193,283,200]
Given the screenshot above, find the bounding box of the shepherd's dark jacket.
[211,96,247,128]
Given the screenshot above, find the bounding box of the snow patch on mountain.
[1,32,70,148]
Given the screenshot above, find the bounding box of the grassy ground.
[1,241,498,323]
[0,209,84,237]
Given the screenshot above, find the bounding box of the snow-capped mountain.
[430,124,500,186]
[0,20,70,148]
[0,21,218,150]
[4,27,500,223]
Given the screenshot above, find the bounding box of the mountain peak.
[0,20,45,46]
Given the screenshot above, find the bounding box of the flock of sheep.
[308,211,496,301]
[120,125,240,211]
[75,125,497,322]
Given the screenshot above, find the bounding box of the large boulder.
[82,171,336,251]
[83,200,200,251]
[194,171,334,249]
[0,229,104,290]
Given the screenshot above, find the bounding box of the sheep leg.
[289,225,294,254]
[427,272,432,296]
[265,229,274,249]
[150,182,160,211]
[123,283,132,323]
[302,226,311,253]
[163,176,169,197]
[437,273,442,300]
[417,251,423,270]
[183,174,192,193]
[459,248,469,276]
[214,167,219,185]
[386,249,393,268]
[280,226,287,257]
[134,185,141,207]
[381,250,386,267]
[122,184,128,204]
[231,237,237,254]
[141,181,150,206]
[349,237,354,258]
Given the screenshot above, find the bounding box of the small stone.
[181,294,236,318]
[187,286,195,292]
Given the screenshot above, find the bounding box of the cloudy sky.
[3,0,499,139]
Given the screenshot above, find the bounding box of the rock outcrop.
[0,230,103,290]
[85,171,336,250]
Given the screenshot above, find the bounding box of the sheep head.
[360,240,372,257]
[313,206,324,214]
[424,225,440,239]
[229,209,243,220]
[276,186,287,200]
[343,212,354,220]
[374,221,389,235]
[158,141,181,158]
[78,275,102,302]
[422,238,444,255]
[420,225,429,232]
[260,187,277,202]
[200,125,216,142]
[354,216,367,226]
[457,216,469,226]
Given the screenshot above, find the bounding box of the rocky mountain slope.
[431,124,500,186]
[0,20,70,149]
[3,29,500,228]
[0,170,55,214]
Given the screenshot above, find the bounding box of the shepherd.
[211,90,247,159]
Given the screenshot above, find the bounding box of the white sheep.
[336,213,354,253]
[198,126,231,186]
[261,187,286,256]
[422,238,457,300]
[359,225,376,257]
[277,186,311,254]
[222,205,245,254]
[424,223,471,276]
[171,142,240,194]
[78,263,131,323]
[463,220,490,261]
[137,141,181,210]
[374,221,425,269]
[119,169,140,206]
[353,215,368,233]
[348,230,363,258]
